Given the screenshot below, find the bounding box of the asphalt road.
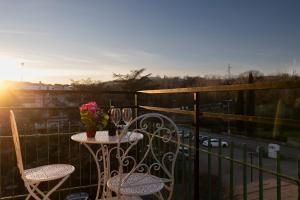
[178,126,300,186]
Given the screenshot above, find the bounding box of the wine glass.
[122,108,132,126]
[110,108,121,128]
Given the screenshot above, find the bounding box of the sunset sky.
[0,0,299,84]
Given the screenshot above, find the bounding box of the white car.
[202,138,229,148]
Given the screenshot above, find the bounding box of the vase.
[86,130,96,138]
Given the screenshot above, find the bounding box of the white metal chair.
[107,113,180,200]
[10,110,75,200]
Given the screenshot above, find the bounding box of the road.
[178,126,300,186]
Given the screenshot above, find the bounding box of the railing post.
[134,92,139,119]
[134,92,140,161]
[193,92,200,200]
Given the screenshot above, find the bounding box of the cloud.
[0,30,50,36]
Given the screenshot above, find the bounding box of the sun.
[0,59,22,81]
[0,58,44,82]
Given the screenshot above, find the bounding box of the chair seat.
[25,164,75,182]
[107,173,164,196]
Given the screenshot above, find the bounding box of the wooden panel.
[140,105,194,116]
[139,80,300,94]
[202,112,300,127]
[140,105,300,127]
[3,89,134,94]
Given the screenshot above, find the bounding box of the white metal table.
[71,131,143,200]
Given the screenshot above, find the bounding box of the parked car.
[179,146,190,157]
[199,135,208,142]
[178,131,190,138]
[202,138,229,148]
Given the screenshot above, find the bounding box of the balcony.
[1,80,300,200]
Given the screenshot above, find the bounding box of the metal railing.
[137,79,300,200]
[0,90,137,199]
[1,80,300,199]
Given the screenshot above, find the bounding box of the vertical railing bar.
[276,153,281,200]
[58,121,60,163]
[68,121,72,188]
[181,133,186,199]
[134,93,140,163]
[47,120,50,190]
[189,131,193,200]
[12,142,15,197]
[250,152,253,183]
[230,141,234,200]
[24,124,27,167]
[258,146,263,200]
[193,92,200,200]
[217,139,222,200]
[79,144,82,187]
[24,122,27,190]
[89,151,92,185]
[0,123,2,197]
[57,121,61,199]
[208,135,212,200]
[297,155,300,200]
[243,144,247,200]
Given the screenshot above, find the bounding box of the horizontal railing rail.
[2,89,135,94]
[0,105,138,111]
[140,105,300,127]
[139,80,300,94]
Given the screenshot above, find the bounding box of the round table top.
[71,131,143,145]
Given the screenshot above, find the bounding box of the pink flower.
[87,101,97,114]
[79,101,108,131]
[80,101,98,116]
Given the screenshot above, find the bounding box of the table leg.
[83,144,103,200]
[83,144,114,200]
[100,144,112,199]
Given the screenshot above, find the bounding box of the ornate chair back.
[10,110,25,180]
[116,113,180,199]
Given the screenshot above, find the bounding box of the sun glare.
[0,58,46,83]
[0,59,22,81]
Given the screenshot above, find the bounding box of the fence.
[1,80,300,199]
[0,90,137,199]
[137,79,300,200]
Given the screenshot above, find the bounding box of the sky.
[0,0,299,84]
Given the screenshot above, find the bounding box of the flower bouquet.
[79,101,109,138]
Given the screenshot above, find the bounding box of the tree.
[70,78,104,90]
[113,68,155,91]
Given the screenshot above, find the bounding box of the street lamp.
[20,62,24,82]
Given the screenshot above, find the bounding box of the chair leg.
[31,183,52,200]
[25,175,70,200]
[154,192,164,200]
[25,183,42,200]
[43,175,70,199]
[34,186,51,200]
